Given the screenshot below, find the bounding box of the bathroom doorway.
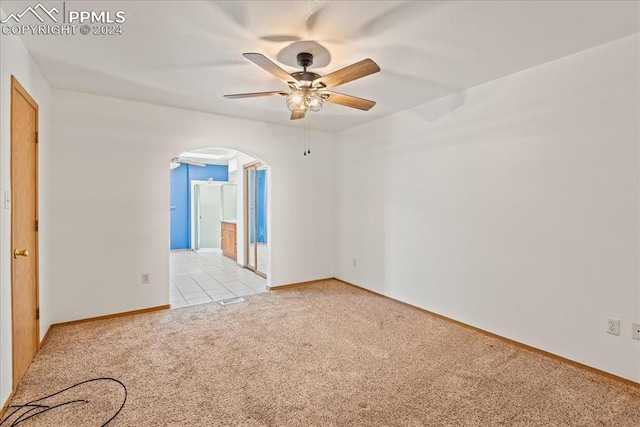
[192,181,236,251]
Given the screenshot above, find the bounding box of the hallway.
[170,250,267,307]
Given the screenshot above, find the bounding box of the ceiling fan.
[223,52,380,120]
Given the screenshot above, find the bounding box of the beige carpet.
[4,280,639,426]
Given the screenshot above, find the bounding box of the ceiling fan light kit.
[286,90,323,112]
[224,52,380,120]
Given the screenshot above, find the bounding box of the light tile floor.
[170,250,268,308]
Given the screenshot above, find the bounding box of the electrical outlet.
[352,258,357,267]
[632,322,640,341]
[141,273,150,284]
[606,317,620,336]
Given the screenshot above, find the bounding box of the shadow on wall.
[409,76,508,122]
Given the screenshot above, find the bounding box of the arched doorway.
[168,148,270,307]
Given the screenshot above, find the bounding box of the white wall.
[336,34,640,382]
[0,27,52,405]
[50,90,336,323]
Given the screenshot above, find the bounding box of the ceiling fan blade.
[224,90,289,99]
[290,109,306,120]
[323,91,376,111]
[243,53,299,86]
[313,58,380,89]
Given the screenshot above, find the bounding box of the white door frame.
[190,180,224,251]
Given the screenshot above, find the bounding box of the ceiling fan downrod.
[296,52,313,72]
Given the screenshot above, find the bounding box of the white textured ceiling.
[2,1,639,133]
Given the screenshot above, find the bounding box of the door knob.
[13,249,29,258]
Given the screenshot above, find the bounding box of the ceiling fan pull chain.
[303,124,307,156]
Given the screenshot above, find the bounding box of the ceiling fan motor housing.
[291,71,321,88]
[296,52,314,68]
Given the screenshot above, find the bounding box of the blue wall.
[170,165,189,250]
[188,164,228,182]
[170,164,228,250]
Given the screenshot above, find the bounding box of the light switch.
[3,191,10,209]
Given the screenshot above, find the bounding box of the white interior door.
[195,184,222,250]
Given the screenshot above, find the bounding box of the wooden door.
[11,76,39,389]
